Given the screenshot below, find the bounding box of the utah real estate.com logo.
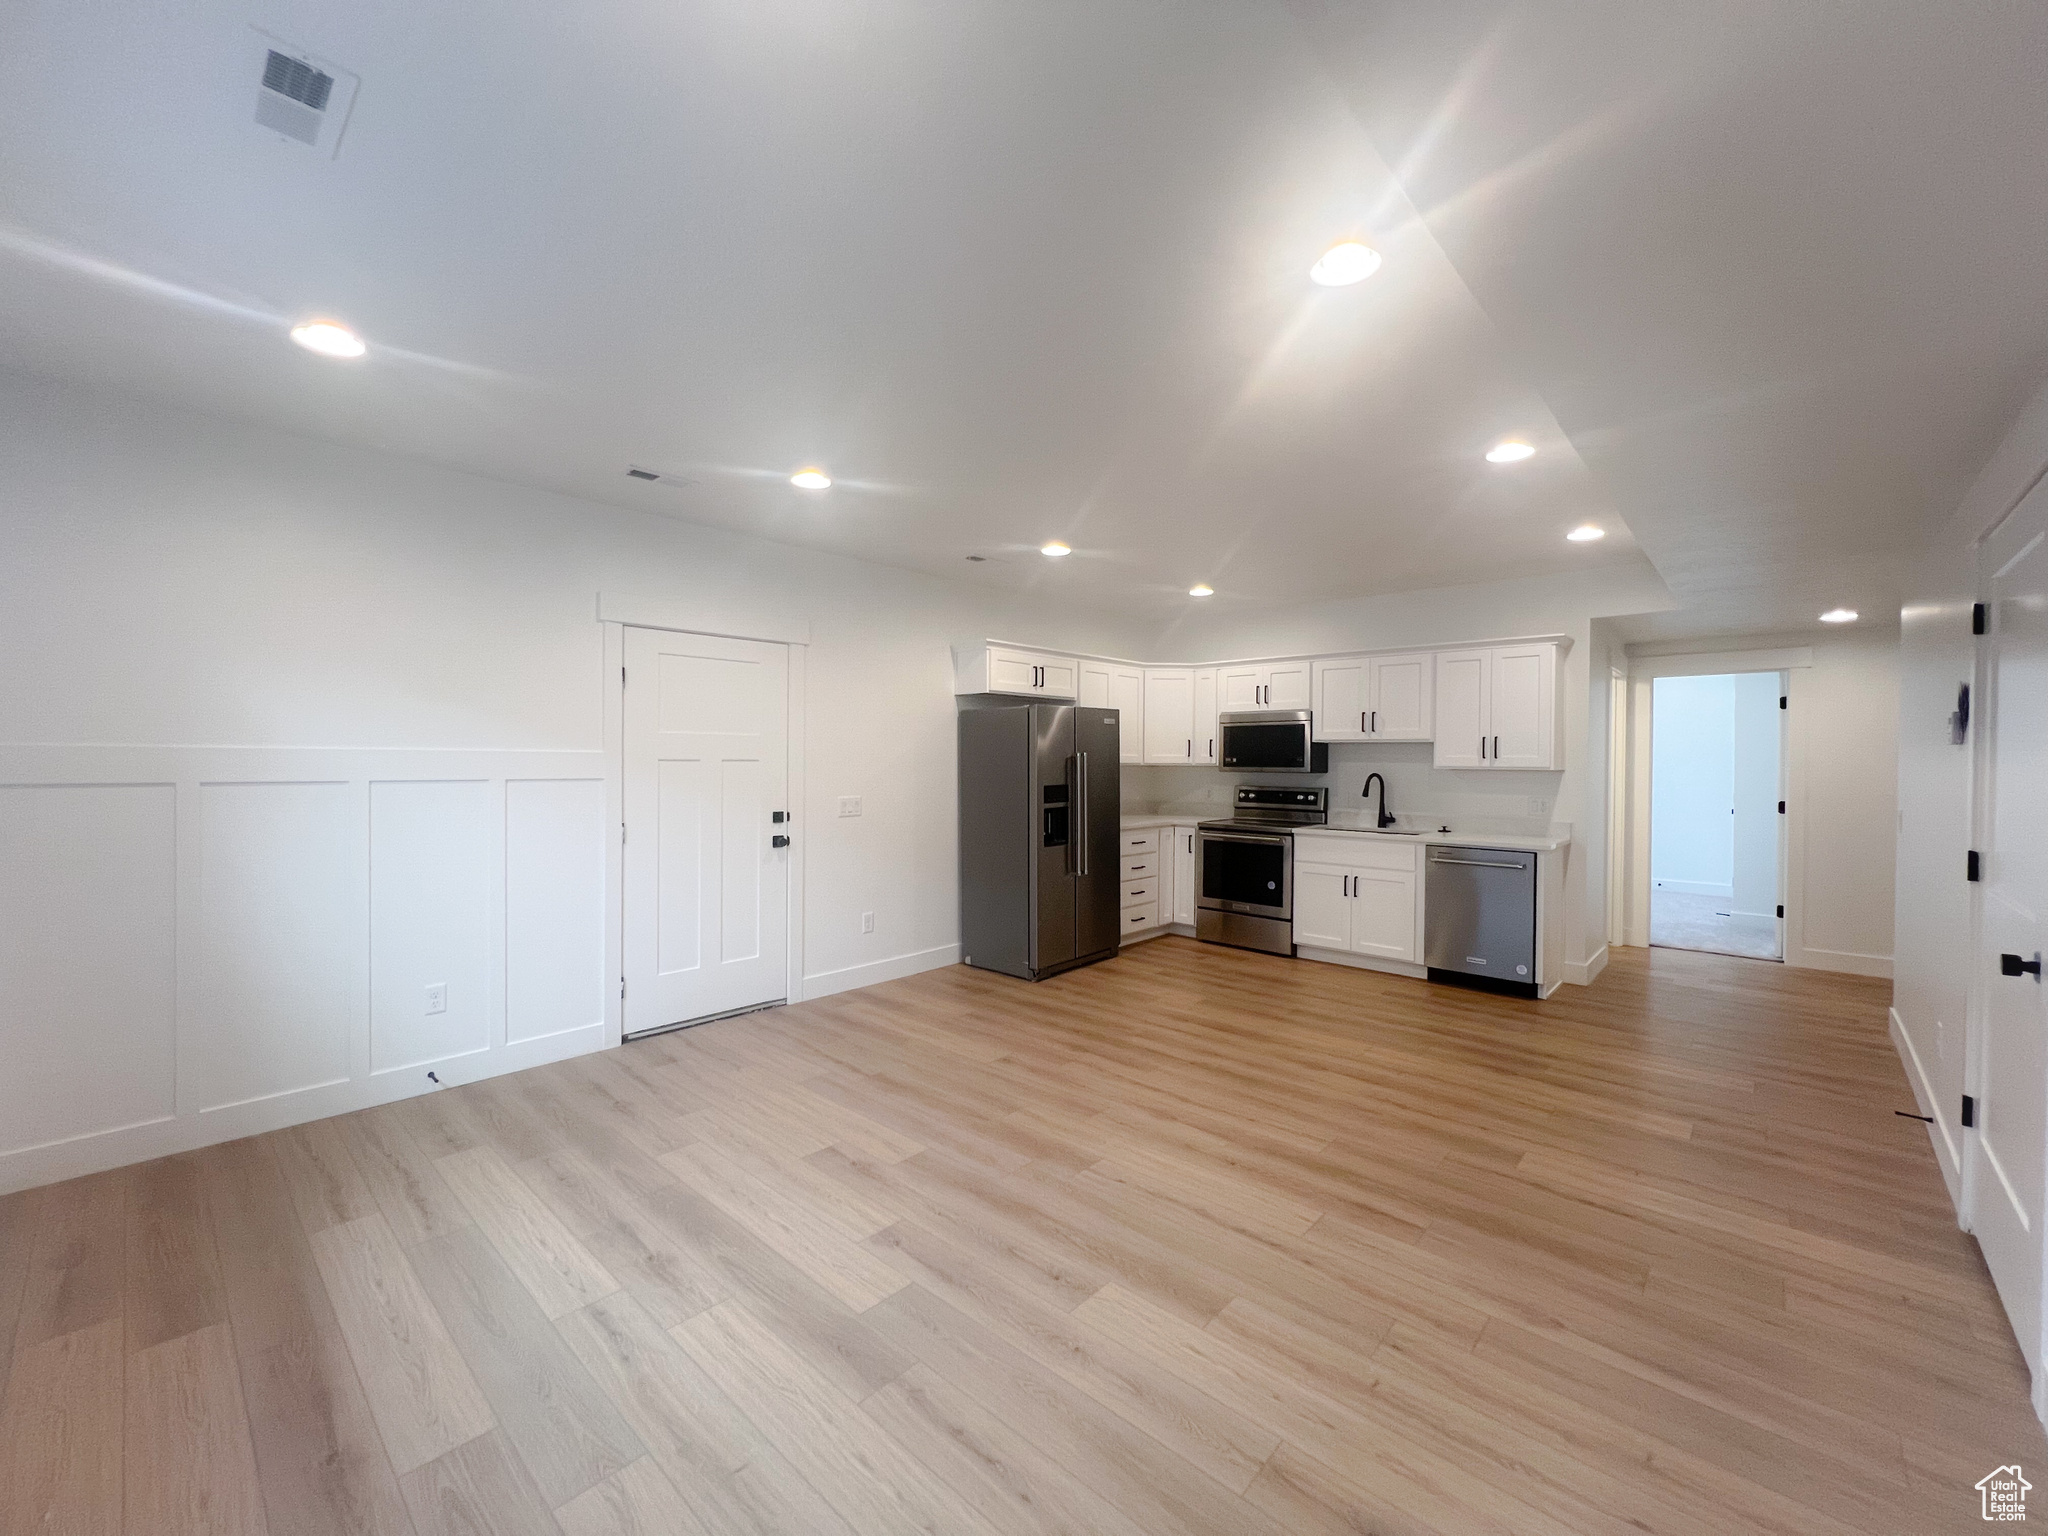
[1979,1465,2031,1521]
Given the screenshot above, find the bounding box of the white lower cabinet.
[1172,824,1197,925]
[1290,833,1421,963]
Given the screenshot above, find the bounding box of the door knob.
[772,834,791,849]
[2001,953,2042,978]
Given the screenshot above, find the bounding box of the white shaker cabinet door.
[1488,644,1556,769]
[1142,670,1196,763]
[1349,868,1418,962]
[1312,658,1370,742]
[1193,670,1219,763]
[1433,650,1490,768]
[1291,863,1353,951]
[1370,653,1433,740]
[1266,663,1312,711]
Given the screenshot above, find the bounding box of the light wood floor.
[2,939,2039,1535]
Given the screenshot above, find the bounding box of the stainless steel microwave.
[1216,710,1330,774]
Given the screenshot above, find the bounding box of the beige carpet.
[1651,887,1780,960]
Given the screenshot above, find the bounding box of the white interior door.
[1970,525,2048,1377]
[624,628,790,1035]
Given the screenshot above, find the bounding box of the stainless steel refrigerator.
[958,702,1121,980]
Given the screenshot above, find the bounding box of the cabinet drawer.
[1292,833,1418,872]
[1120,879,1156,909]
[1120,829,1159,855]
[1121,901,1159,933]
[1120,854,1158,881]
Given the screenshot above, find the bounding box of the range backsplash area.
[1121,742,1568,840]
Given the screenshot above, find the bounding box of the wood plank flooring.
[3,938,2039,1534]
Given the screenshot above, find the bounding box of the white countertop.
[1120,811,1568,852]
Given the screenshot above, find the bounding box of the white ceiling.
[1,2,2041,637]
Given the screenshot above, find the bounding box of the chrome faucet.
[1362,772,1395,829]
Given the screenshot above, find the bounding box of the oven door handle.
[1429,855,1527,869]
[1203,832,1290,846]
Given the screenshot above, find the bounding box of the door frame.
[1624,647,1810,958]
[601,603,809,1046]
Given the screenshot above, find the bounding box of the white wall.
[1651,674,1736,896]
[1137,563,1679,984]
[1729,671,1781,920]
[0,367,1150,1192]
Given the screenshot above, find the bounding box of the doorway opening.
[1648,671,1785,960]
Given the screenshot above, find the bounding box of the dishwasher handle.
[1430,855,1528,869]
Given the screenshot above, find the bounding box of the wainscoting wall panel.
[505,777,607,1045]
[195,780,357,1112]
[0,782,178,1155]
[370,779,494,1074]
[0,746,617,1195]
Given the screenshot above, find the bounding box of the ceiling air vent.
[248,29,359,158]
[625,465,696,489]
[258,52,333,143]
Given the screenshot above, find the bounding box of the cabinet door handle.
[1186,739,1192,757]
[1371,710,1377,734]
[1361,712,1367,734]
[1480,736,1486,759]
[1493,734,1499,760]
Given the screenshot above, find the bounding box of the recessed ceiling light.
[289,319,365,358]
[1819,608,1858,624]
[1485,440,1535,464]
[1040,541,1072,558]
[790,468,831,489]
[1566,524,1606,542]
[1188,584,1214,597]
[1309,242,1382,287]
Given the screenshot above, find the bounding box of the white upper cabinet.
[957,645,1077,699]
[1110,665,1144,763]
[1141,670,1196,763]
[1219,663,1310,712]
[1193,669,1219,764]
[1370,653,1433,740]
[1432,643,1559,769]
[1311,657,1370,742]
[1078,660,1144,763]
[1487,644,1556,768]
[1312,653,1435,742]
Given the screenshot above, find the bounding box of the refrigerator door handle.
[1065,753,1081,875]
[1074,752,1089,876]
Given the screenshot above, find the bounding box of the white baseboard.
[803,942,960,1000]
[1564,945,1610,986]
[1790,945,1893,978]
[1293,945,1427,980]
[1653,879,1732,897]
[0,1022,607,1197]
[1890,1005,1961,1207]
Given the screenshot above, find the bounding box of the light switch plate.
[425,983,447,1015]
[861,912,875,934]
[839,796,862,817]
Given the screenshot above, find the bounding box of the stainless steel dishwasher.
[1425,846,1538,998]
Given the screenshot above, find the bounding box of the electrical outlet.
[839,796,862,817]
[425,983,447,1015]
[1528,797,1549,816]
[861,912,875,934]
